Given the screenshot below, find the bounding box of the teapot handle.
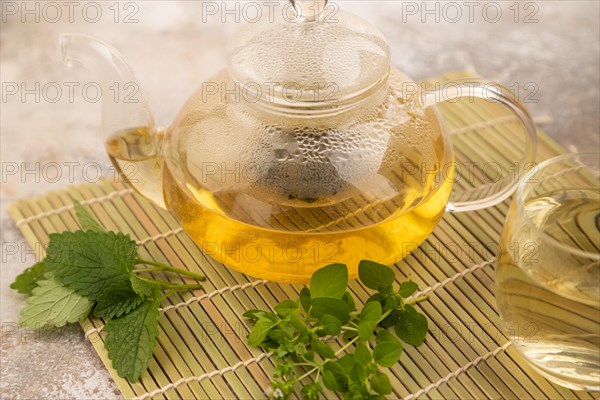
[419,79,537,212]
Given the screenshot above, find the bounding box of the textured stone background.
[1,1,599,398]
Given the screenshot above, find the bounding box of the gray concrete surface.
[1,1,599,398]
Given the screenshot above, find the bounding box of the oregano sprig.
[244,261,428,399]
[10,201,205,381]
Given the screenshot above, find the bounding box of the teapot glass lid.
[226,0,391,106]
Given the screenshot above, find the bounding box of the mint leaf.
[358,301,381,340]
[130,275,159,298]
[46,231,137,301]
[310,263,347,299]
[73,201,106,232]
[104,295,161,382]
[20,277,93,329]
[398,281,418,298]
[93,280,144,320]
[358,260,395,290]
[395,304,428,346]
[10,262,47,296]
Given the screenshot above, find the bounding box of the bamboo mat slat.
[6,71,596,400]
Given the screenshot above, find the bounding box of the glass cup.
[495,152,600,391]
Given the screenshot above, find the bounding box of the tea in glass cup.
[496,153,599,391]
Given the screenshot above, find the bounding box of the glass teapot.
[61,0,536,283]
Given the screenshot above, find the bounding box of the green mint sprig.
[10,201,205,382]
[244,262,428,399]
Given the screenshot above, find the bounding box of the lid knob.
[290,0,328,21]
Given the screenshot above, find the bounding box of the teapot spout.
[60,34,165,208]
[60,34,155,140]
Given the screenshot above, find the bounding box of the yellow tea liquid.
[163,168,452,283]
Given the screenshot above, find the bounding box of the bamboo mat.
[7,71,596,400]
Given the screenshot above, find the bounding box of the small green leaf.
[317,314,342,336]
[299,287,311,312]
[301,382,322,400]
[370,372,392,395]
[343,329,359,340]
[358,260,395,290]
[310,297,350,323]
[380,310,400,328]
[10,262,47,296]
[274,299,298,317]
[337,354,356,374]
[342,292,356,312]
[322,369,339,391]
[311,338,334,359]
[242,309,274,321]
[366,293,385,306]
[395,304,428,346]
[261,339,280,350]
[323,361,348,391]
[310,263,347,300]
[130,275,159,298]
[373,340,403,368]
[304,351,314,362]
[384,292,400,310]
[360,301,382,322]
[93,280,144,319]
[283,312,308,341]
[398,281,418,298]
[358,301,381,340]
[268,327,286,346]
[73,201,106,232]
[349,363,367,382]
[247,317,277,347]
[376,329,397,344]
[347,383,370,399]
[354,343,371,365]
[45,231,137,301]
[19,277,93,329]
[104,296,161,382]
